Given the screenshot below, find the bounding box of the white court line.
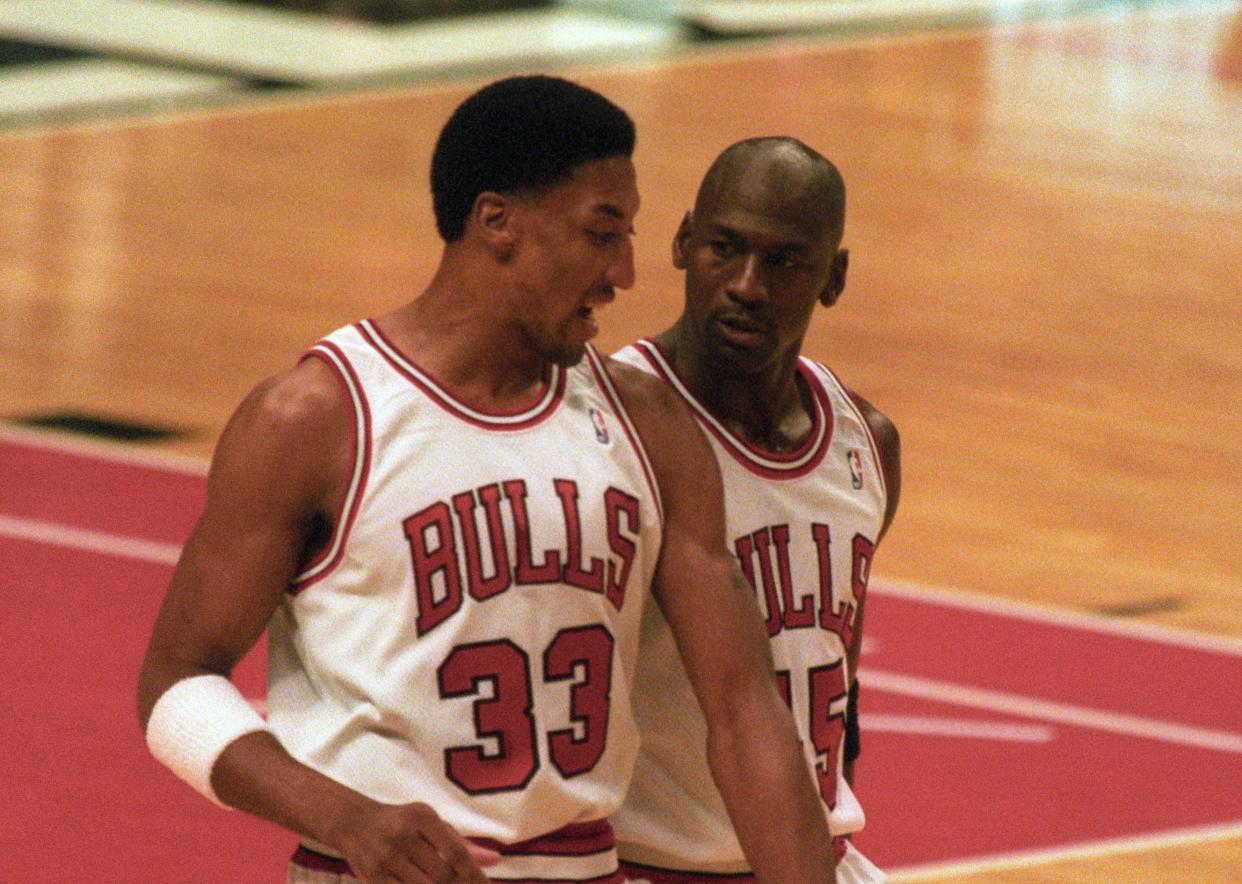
[0,513,181,566]
[887,819,1242,880]
[873,576,1242,655]
[860,714,1054,743]
[863,668,1242,754]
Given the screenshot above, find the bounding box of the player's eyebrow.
[706,222,810,254]
[591,203,638,234]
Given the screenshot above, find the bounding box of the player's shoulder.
[203,355,354,505]
[246,357,346,430]
[599,353,681,420]
[597,352,709,484]
[803,358,899,455]
[844,386,898,456]
[221,357,352,465]
[835,378,902,535]
[609,341,654,373]
[596,351,722,509]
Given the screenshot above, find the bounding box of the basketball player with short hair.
[612,137,901,884]
[138,79,839,883]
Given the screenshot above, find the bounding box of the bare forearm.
[213,732,495,881]
[212,730,367,848]
[707,688,837,882]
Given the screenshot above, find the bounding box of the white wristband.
[145,674,270,808]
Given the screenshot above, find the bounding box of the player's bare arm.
[608,359,837,883]
[842,388,902,787]
[136,358,493,883]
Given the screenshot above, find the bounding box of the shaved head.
[694,137,846,245]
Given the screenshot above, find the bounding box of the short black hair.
[430,75,636,242]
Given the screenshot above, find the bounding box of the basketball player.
[137,79,838,883]
[612,138,901,883]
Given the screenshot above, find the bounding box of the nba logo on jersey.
[589,406,609,444]
[847,449,864,490]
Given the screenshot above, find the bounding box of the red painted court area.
[3,430,1241,881]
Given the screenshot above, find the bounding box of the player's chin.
[548,323,597,366]
[709,335,772,373]
[545,339,589,367]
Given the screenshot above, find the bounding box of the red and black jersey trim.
[618,837,848,882]
[472,818,616,857]
[290,339,373,593]
[812,360,888,502]
[629,339,833,480]
[583,344,664,527]
[291,820,623,882]
[356,319,565,431]
[618,860,757,882]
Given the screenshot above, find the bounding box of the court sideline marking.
[0,512,181,565]
[13,500,1236,756]
[888,819,1242,880]
[863,668,1242,754]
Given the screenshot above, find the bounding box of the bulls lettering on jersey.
[403,478,642,635]
[735,522,874,650]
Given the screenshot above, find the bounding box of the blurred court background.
[2,0,1240,881]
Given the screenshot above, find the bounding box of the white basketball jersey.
[611,339,887,874]
[266,321,663,881]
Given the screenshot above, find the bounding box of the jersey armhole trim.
[289,341,372,593]
[813,361,888,504]
[585,345,665,529]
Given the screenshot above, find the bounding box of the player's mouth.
[714,313,769,349]
[573,288,615,341]
[572,305,600,340]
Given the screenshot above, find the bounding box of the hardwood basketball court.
[2,1,1240,880]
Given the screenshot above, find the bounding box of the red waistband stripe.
[473,819,615,857]
[291,820,618,877]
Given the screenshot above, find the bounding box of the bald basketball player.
[614,137,901,884]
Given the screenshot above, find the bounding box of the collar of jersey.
[634,338,833,479]
[358,319,565,430]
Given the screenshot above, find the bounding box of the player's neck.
[377,283,550,412]
[658,328,813,453]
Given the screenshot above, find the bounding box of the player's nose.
[725,253,767,305]
[605,235,636,291]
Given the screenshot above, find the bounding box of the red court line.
[859,682,1242,870]
[0,431,206,546]
[6,430,1242,881]
[860,584,1242,871]
[865,584,1242,733]
[0,533,279,884]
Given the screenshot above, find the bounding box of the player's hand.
[334,799,500,883]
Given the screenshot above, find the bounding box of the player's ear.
[472,191,519,259]
[671,211,693,270]
[819,248,848,307]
